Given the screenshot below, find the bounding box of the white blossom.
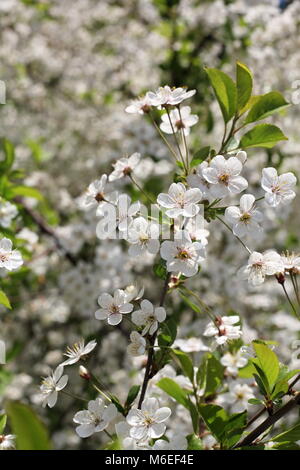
[125,93,153,114]
[126,217,160,257]
[187,161,213,201]
[153,434,187,450]
[219,383,255,413]
[132,299,166,336]
[79,175,116,211]
[126,397,171,441]
[202,155,248,198]
[40,365,68,408]
[0,200,18,228]
[220,350,248,376]
[148,86,196,107]
[109,153,141,181]
[160,230,205,277]
[0,434,16,450]
[160,106,198,136]
[95,289,133,325]
[239,251,284,286]
[61,340,97,366]
[157,182,202,218]
[203,315,243,346]
[261,167,296,207]
[225,194,263,238]
[74,398,117,438]
[127,331,146,356]
[281,252,300,275]
[0,237,23,271]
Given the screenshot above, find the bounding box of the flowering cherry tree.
[13,62,295,451]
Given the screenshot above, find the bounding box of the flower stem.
[215,215,251,254]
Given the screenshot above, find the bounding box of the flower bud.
[79,365,91,380]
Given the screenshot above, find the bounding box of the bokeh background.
[0,0,299,449]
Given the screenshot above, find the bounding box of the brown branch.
[137,273,171,409]
[244,373,300,431]
[16,197,77,265]
[234,392,300,448]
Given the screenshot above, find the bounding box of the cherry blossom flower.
[40,365,68,408]
[225,194,263,238]
[96,194,140,239]
[147,86,196,107]
[261,167,297,207]
[109,153,141,181]
[187,161,213,201]
[124,284,144,303]
[74,398,117,438]
[79,175,116,211]
[125,93,153,114]
[160,230,205,277]
[115,421,150,450]
[202,155,248,198]
[132,299,166,336]
[174,337,210,353]
[181,217,210,245]
[126,397,171,441]
[95,289,133,325]
[160,106,198,136]
[281,252,300,275]
[203,315,242,346]
[153,434,187,450]
[239,251,284,286]
[127,331,146,356]
[220,350,248,376]
[0,237,23,271]
[157,183,202,218]
[126,217,160,257]
[0,200,18,228]
[0,434,16,450]
[61,339,97,366]
[218,383,255,413]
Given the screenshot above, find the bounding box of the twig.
[16,197,77,265]
[234,392,300,448]
[137,273,171,409]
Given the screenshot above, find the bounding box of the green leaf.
[252,341,280,391]
[110,395,125,416]
[7,185,44,201]
[156,378,189,408]
[153,260,167,280]
[172,349,194,382]
[158,317,177,347]
[6,401,52,450]
[240,124,288,149]
[103,437,122,450]
[0,139,15,172]
[248,398,264,405]
[236,62,253,111]
[0,414,7,433]
[223,411,247,448]
[187,434,203,450]
[179,292,201,314]
[199,404,228,442]
[245,91,289,124]
[205,68,237,123]
[191,146,210,167]
[124,385,140,409]
[204,354,224,396]
[0,290,11,309]
[271,442,300,450]
[272,423,300,443]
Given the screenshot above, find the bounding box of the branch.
[17,197,77,265]
[234,392,300,448]
[137,273,171,409]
